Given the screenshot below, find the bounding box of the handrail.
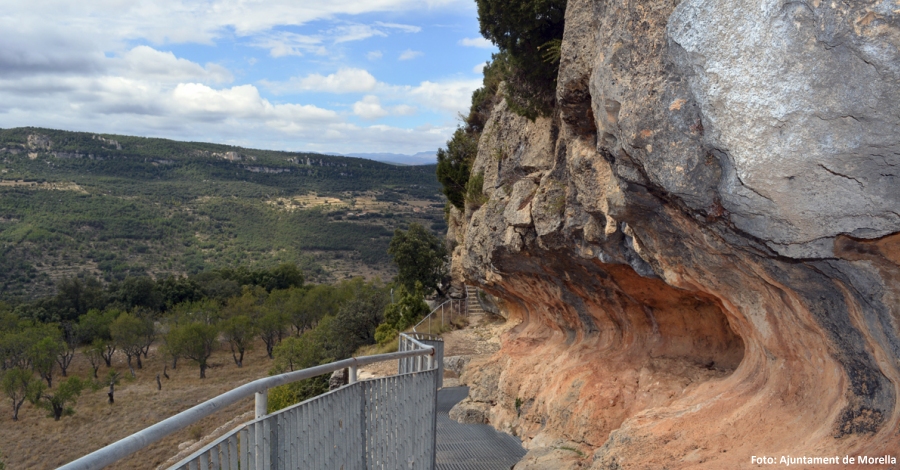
[58,336,436,470]
[412,289,468,332]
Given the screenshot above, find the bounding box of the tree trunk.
[171,356,177,369]
[231,344,243,367]
[156,374,161,391]
[108,382,114,404]
[163,365,170,379]
[92,365,99,379]
[12,397,24,421]
[51,402,63,421]
[199,363,207,379]
[136,354,142,369]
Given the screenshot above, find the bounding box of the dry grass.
[0,338,281,470]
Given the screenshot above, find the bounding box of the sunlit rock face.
[449,0,900,467]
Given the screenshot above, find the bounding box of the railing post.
[255,390,267,419]
[349,365,358,384]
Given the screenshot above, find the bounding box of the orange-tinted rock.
[450,0,900,467]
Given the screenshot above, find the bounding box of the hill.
[0,127,446,302]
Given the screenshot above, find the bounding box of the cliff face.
[450,0,900,467]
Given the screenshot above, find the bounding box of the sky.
[0,0,497,156]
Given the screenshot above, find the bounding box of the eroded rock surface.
[451,0,900,468]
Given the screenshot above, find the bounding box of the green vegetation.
[387,223,448,296]
[0,127,445,302]
[475,0,567,119]
[436,128,479,210]
[0,127,457,424]
[376,283,429,344]
[32,375,85,421]
[436,0,567,208]
[465,171,488,208]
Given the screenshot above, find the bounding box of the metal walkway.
[436,387,526,470]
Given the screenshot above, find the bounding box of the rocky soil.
[448,0,900,468]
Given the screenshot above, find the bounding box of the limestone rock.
[451,0,900,467]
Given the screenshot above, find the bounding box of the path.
[436,387,526,470]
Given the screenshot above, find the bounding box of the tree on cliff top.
[476,0,567,119]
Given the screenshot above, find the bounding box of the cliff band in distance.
[448,0,900,468]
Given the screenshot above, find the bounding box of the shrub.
[465,171,488,208]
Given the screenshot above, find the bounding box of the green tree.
[84,340,106,378]
[272,335,321,372]
[257,310,288,359]
[110,312,153,369]
[113,276,164,313]
[1,367,40,421]
[288,284,337,335]
[48,277,108,322]
[388,223,448,296]
[475,0,568,119]
[264,263,304,292]
[220,315,256,367]
[31,376,85,421]
[158,275,204,309]
[378,282,430,344]
[267,332,330,413]
[78,308,119,367]
[56,322,78,377]
[30,334,63,388]
[167,322,218,378]
[329,279,390,358]
[436,128,478,210]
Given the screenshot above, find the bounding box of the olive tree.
[31,376,85,421]
[1,367,40,421]
[167,322,219,378]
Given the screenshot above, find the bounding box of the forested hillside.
[0,127,445,302]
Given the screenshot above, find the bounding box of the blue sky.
[0,0,496,155]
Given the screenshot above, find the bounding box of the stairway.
[465,285,486,320]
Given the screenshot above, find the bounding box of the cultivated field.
[0,338,282,469]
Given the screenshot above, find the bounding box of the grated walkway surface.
[436,387,526,470]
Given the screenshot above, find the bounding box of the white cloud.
[353,95,389,120]
[392,104,417,116]
[118,46,233,84]
[330,24,388,43]
[375,22,421,33]
[405,79,481,114]
[398,49,423,61]
[250,32,325,58]
[459,37,493,48]
[473,62,487,74]
[0,0,484,154]
[262,68,379,94]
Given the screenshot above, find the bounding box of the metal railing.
[59,333,439,470]
[412,297,467,333]
[400,333,444,389]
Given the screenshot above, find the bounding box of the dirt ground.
[0,313,512,470]
[0,340,277,470]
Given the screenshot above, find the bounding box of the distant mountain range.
[335,151,437,166]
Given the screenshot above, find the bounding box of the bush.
[465,171,488,208]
